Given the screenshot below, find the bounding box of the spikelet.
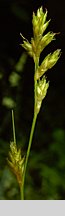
[7,142,25,188]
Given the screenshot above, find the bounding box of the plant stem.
[34,58,39,113]
[20,184,24,200]
[21,58,39,200]
[12,110,16,144]
[21,113,37,200]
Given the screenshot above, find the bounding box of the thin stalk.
[21,113,37,199]
[11,110,23,200]
[20,184,24,200]
[12,110,16,144]
[34,57,39,113]
[21,58,39,200]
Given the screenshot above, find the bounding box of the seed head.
[36,76,49,114]
[35,49,61,80]
[7,142,25,188]
[32,7,49,38]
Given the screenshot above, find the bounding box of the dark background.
[0,0,65,200]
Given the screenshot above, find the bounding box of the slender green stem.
[21,58,39,200]
[20,184,24,200]
[12,110,16,144]
[34,58,39,113]
[21,113,37,199]
[11,110,24,200]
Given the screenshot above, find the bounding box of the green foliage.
[25,128,65,200]
[2,97,15,108]
[1,52,27,109]
[9,53,27,87]
[0,167,19,200]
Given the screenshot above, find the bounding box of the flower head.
[36,76,49,114]
[20,7,61,64]
[35,49,61,80]
[32,7,50,38]
[7,142,25,188]
[20,6,61,114]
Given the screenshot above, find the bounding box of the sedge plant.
[8,7,61,200]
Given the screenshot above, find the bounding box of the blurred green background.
[0,0,65,200]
